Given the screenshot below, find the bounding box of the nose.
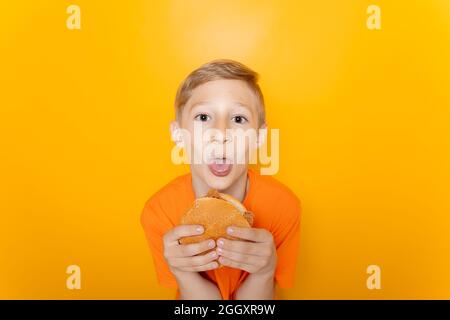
[211,118,231,143]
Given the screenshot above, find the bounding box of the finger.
[226,226,272,243]
[218,256,255,273]
[163,225,204,245]
[170,250,218,268]
[217,238,270,257]
[216,247,254,265]
[178,261,220,272]
[172,239,216,258]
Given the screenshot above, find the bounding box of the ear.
[257,123,268,148]
[169,120,184,147]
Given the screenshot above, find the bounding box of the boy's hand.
[216,227,277,277]
[162,225,219,273]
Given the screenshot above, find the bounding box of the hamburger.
[179,189,254,247]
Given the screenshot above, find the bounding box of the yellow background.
[1,0,449,299]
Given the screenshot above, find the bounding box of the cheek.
[234,147,247,164]
[230,133,258,163]
[192,141,204,156]
[184,127,208,163]
[232,164,247,176]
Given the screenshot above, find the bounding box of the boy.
[140,59,301,299]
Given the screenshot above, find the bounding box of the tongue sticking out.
[208,161,232,177]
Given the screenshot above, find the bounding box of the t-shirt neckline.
[187,168,256,206]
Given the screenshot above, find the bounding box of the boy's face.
[174,79,263,191]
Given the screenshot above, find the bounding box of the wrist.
[172,268,195,282]
[252,268,276,281]
[254,255,277,280]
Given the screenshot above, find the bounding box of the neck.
[191,169,249,202]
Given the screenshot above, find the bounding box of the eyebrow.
[189,101,252,111]
[232,101,252,111]
[189,101,211,110]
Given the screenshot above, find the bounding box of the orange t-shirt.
[140,168,301,300]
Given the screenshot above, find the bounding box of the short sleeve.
[273,197,301,289]
[140,199,178,288]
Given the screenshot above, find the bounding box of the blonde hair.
[174,59,266,126]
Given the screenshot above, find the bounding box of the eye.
[232,115,248,124]
[194,113,211,122]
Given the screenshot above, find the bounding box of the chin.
[204,171,235,191]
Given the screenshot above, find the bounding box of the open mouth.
[207,157,233,177]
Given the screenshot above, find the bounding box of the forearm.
[234,272,275,300]
[174,271,222,300]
